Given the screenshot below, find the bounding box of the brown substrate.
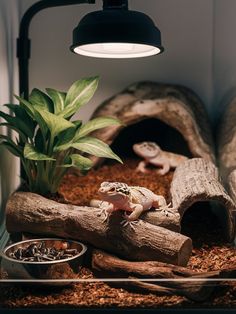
[58,158,173,205]
[1,159,236,309]
[0,267,236,309]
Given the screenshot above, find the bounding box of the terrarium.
[0,78,236,310]
[1,0,236,311]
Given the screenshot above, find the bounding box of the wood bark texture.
[91,82,215,164]
[218,96,236,181]
[92,249,236,302]
[6,192,192,266]
[170,158,236,242]
[228,170,236,204]
[140,210,180,232]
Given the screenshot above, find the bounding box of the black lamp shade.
[71,9,164,58]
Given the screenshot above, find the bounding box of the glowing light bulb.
[101,43,135,52]
[74,43,161,58]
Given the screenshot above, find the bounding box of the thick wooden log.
[170,158,236,242]
[6,192,192,266]
[91,249,236,302]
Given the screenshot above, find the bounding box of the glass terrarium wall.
[0,1,21,249]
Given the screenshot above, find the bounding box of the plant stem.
[21,159,33,190]
[50,149,71,193]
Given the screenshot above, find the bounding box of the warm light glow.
[73,43,161,58]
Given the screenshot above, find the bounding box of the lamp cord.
[103,0,128,10]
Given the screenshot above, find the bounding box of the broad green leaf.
[0,123,28,142]
[75,117,122,140]
[15,95,46,139]
[56,136,122,163]
[14,95,35,119]
[35,129,45,152]
[24,143,55,161]
[73,120,83,128]
[60,76,99,118]
[0,134,21,148]
[62,154,93,170]
[33,111,49,139]
[56,120,82,146]
[29,88,54,113]
[16,95,48,139]
[34,107,75,139]
[0,142,22,157]
[5,104,36,133]
[0,135,23,157]
[46,88,66,115]
[0,111,34,139]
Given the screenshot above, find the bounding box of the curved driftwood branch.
[91,82,215,164]
[92,249,236,302]
[6,192,192,266]
[170,158,236,242]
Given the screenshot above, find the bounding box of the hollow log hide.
[6,192,192,266]
[90,82,215,165]
[170,158,236,242]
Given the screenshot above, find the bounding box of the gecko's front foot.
[120,212,139,230]
[155,203,174,217]
[90,199,112,222]
[96,207,109,222]
[135,161,151,174]
[135,167,151,174]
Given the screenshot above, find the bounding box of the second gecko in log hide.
[133,141,188,175]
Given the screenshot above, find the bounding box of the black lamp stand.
[17,0,96,99]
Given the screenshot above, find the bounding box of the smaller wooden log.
[92,249,236,302]
[6,192,192,266]
[141,210,180,232]
[170,158,236,242]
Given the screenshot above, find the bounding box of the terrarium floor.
[0,159,236,309]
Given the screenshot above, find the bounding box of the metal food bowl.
[1,238,87,284]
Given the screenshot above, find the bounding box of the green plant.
[0,76,122,195]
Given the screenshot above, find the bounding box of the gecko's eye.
[109,187,116,192]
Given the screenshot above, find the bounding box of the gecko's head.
[98,182,130,203]
[133,142,161,159]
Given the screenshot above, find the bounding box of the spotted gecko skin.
[94,181,168,221]
[133,141,188,175]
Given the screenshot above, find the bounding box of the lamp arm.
[17,0,95,99]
